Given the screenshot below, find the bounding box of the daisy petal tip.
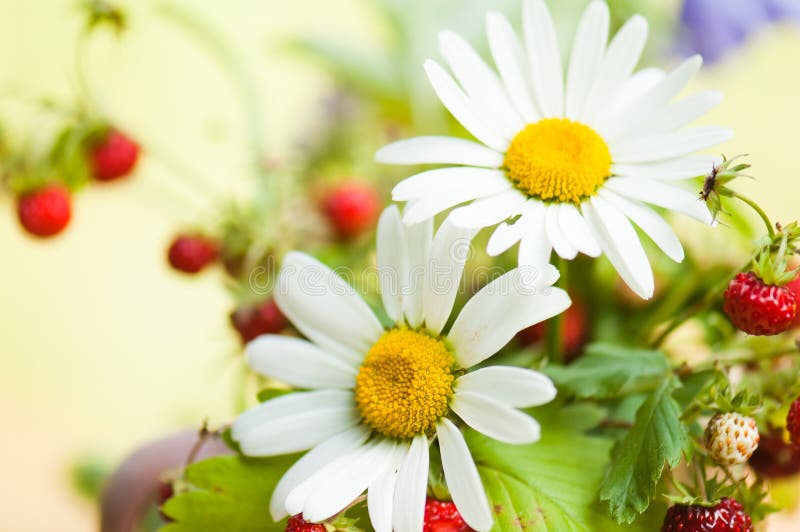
[269,504,288,523]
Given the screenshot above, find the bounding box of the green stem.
[690,346,800,373]
[731,191,775,240]
[547,257,568,363]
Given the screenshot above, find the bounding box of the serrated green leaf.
[467,408,658,531]
[545,343,670,399]
[600,379,690,523]
[161,454,298,532]
[673,370,718,410]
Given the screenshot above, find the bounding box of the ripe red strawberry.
[661,498,753,531]
[230,298,287,343]
[749,433,800,478]
[322,182,381,239]
[90,129,140,182]
[786,396,800,447]
[424,498,472,532]
[167,234,218,274]
[285,514,325,532]
[723,271,796,336]
[517,297,588,361]
[16,185,72,237]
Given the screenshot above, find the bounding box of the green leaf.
[467,405,655,531]
[161,454,298,532]
[599,379,691,523]
[545,343,670,399]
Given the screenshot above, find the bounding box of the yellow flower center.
[354,328,455,439]
[504,118,612,204]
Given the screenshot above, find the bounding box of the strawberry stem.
[730,191,775,240]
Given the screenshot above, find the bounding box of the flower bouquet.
[5,1,800,531]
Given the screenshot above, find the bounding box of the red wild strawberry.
[90,129,140,182]
[424,498,472,532]
[749,432,800,478]
[230,298,287,343]
[16,185,72,238]
[723,271,796,336]
[517,297,588,361]
[285,514,325,532]
[661,498,753,531]
[167,234,218,274]
[787,396,800,447]
[322,182,381,239]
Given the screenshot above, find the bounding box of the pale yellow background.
[0,0,799,530]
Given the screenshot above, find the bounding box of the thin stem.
[731,191,775,240]
[690,346,800,373]
[547,257,568,363]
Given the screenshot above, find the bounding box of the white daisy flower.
[232,206,570,532]
[376,0,732,299]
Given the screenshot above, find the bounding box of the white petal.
[302,440,399,523]
[449,189,527,229]
[581,15,648,124]
[545,204,578,260]
[393,167,511,202]
[402,181,512,226]
[583,195,654,299]
[285,448,358,517]
[565,1,609,119]
[233,390,359,456]
[611,126,733,163]
[598,55,704,137]
[619,67,666,103]
[612,154,720,180]
[486,209,538,256]
[423,217,477,336]
[514,201,551,266]
[439,30,524,138]
[425,60,509,151]
[270,426,370,520]
[599,189,684,262]
[451,391,541,444]
[609,90,723,143]
[604,177,713,224]
[486,11,540,122]
[368,461,401,532]
[448,268,571,368]
[276,252,382,364]
[558,203,601,257]
[456,366,557,408]
[403,218,433,328]
[393,435,429,532]
[523,0,564,117]
[437,419,493,531]
[246,335,357,389]
[376,136,504,167]
[377,206,406,323]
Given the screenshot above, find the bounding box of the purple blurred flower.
[680,0,800,63]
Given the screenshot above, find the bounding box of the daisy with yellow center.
[377,0,733,299]
[232,206,569,532]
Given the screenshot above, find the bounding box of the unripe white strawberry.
[705,412,760,466]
